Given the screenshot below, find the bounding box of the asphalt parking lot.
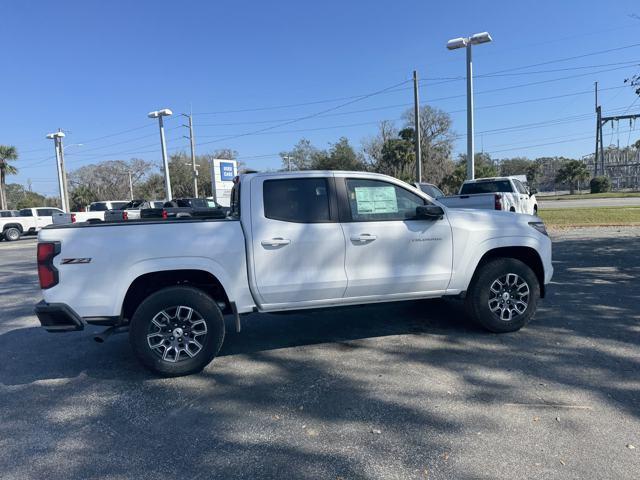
[1,229,639,480]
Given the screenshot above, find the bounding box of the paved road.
[539,197,640,209]
[1,231,639,479]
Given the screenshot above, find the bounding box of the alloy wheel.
[487,273,530,322]
[146,306,208,362]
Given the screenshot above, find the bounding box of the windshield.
[460,180,513,195]
[417,183,444,198]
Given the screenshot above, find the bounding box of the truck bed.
[38,217,255,318]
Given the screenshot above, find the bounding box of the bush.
[590,176,611,194]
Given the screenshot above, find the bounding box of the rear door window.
[264,178,331,223]
[19,209,33,217]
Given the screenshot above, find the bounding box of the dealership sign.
[211,159,237,207]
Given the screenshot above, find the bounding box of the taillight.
[71,213,77,223]
[161,209,168,219]
[37,242,61,289]
[122,211,128,220]
[494,194,503,211]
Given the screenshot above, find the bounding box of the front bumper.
[34,300,85,332]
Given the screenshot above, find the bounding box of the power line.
[486,127,637,155]
[196,79,412,146]
[486,42,640,75]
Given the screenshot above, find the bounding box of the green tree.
[499,157,531,177]
[0,145,19,210]
[555,160,590,194]
[70,185,98,211]
[440,153,499,194]
[69,158,152,201]
[137,173,165,201]
[499,157,543,190]
[375,128,416,183]
[401,105,456,185]
[311,137,367,171]
[5,183,59,209]
[279,139,319,171]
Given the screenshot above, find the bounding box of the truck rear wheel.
[466,258,539,333]
[3,227,21,242]
[129,286,225,376]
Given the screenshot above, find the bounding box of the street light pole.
[148,109,173,201]
[447,31,492,180]
[466,44,475,180]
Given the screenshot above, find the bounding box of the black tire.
[3,227,21,242]
[509,207,516,212]
[129,286,225,376]
[533,205,538,215]
[466,258,539,333]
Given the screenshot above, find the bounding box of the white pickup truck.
[52,200,131,225]
[35,171,553,376]
[0,207,64,241]
[440,177,538,215]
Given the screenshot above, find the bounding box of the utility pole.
[127,171,134,200]
[413,70,422,183]
[595,82,601,176]
[57,129,70,212]
[46,131,68,212]
[148,109,173,201]
[182,112,198,197]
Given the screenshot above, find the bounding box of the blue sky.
[3,0,640,196]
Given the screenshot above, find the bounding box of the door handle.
[261,237,291,247]
[350,233,377,243]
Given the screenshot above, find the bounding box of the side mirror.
[416,205,444,220]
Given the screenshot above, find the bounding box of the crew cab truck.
[34,171,553,377]
[0,207,64,241]
[439,177,538,215]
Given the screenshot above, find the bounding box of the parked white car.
[0,207,64,241]
[440,177,538,215]
[35,171,552,376]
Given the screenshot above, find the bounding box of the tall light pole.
[282,155,292,171]
[46,131,68,212]
[447,31,492,180]
[148,108,173,201]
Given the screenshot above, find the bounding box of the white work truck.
[0,207,64,241]
[440,177,539,215]
[35,171,553,376]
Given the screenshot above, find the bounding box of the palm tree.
[555,159,590,195]
[0,145,19,210]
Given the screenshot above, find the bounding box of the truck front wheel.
[129,286,225,376]
[466,258,539,333]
